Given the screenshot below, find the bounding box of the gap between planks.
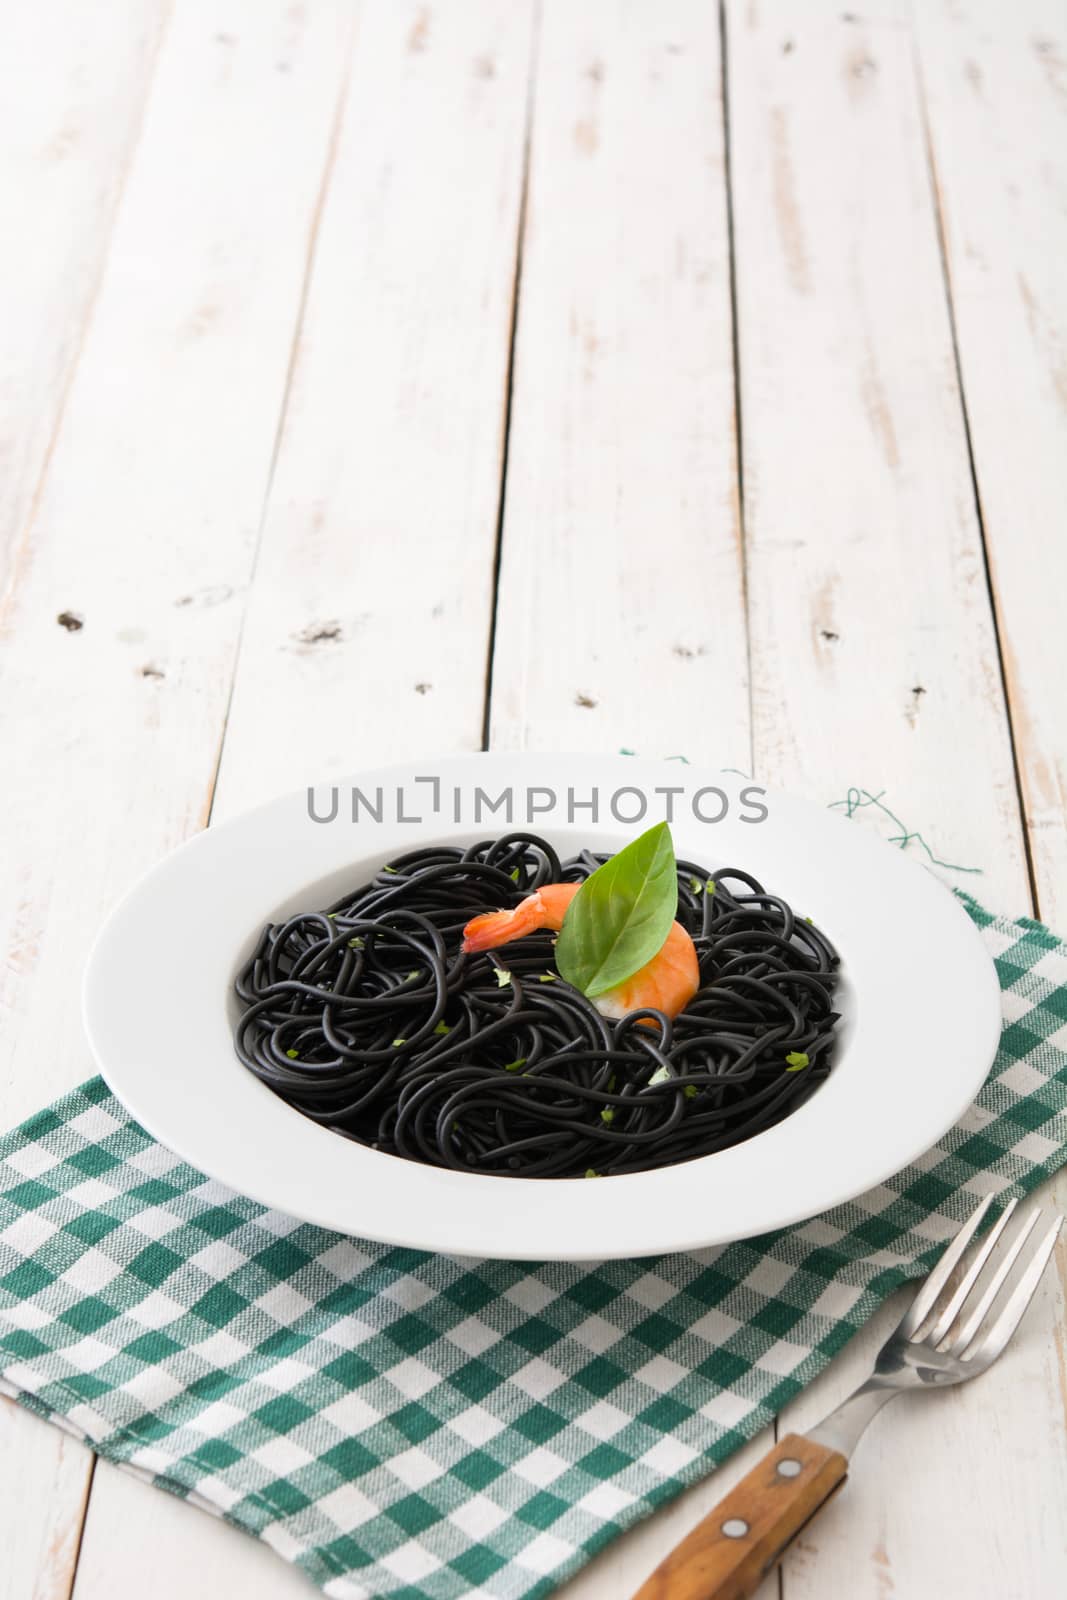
[718,0,756,786]
[479,2,541,753]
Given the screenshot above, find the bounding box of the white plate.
[83,753,1000,1260]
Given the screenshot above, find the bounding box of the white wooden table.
[3,1,1066,1594]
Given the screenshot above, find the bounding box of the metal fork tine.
[899,1194,994,1339]
[943,1205,1041,1355]
[959,1212,1064,1366]
[811,1199,1062,1461]
[925,1198,1021,1348]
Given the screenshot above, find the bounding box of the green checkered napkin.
[2,895,1067,1600]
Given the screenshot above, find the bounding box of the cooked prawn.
[461,882,700,1021]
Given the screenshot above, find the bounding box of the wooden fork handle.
[632,1434,847,1600]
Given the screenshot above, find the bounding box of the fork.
[632,1195,1064,1600]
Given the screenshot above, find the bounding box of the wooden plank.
[212,0,537,813]
[724,4,1067,1598]
[74,1458,312,1600]
[483,6,776,1598]
[0,1399,91,1600]
[0,3,358,1598]
[0,0,168,581]
[0,0,356,1120]
[728,0,1026,907]
[912,2,1067,1591]
[915,0,1067,927]
[486,0,749,766]
[73,4,537,1597]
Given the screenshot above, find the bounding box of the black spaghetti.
[233,833,840,1179]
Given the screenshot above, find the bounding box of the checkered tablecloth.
[2,894,1066,1599]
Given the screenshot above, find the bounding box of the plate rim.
[82,752,1002,1259]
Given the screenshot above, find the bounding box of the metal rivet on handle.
[777,1458,803,1478]
[722,1518,749,1539]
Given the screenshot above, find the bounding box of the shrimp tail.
[462,883,579,953]
[461,893,548,953]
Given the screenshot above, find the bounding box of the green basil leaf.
[554,822,678,997]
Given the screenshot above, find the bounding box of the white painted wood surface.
[213,0,536,810]
[915,0,1067,929]
[0,0,169,577]
[488,0,749,765]
[2,1,1066,1597]
[729,0,1027,907]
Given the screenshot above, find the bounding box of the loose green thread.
[609,758,978,880]
[829,787,981,875]
[615,747,690,764]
